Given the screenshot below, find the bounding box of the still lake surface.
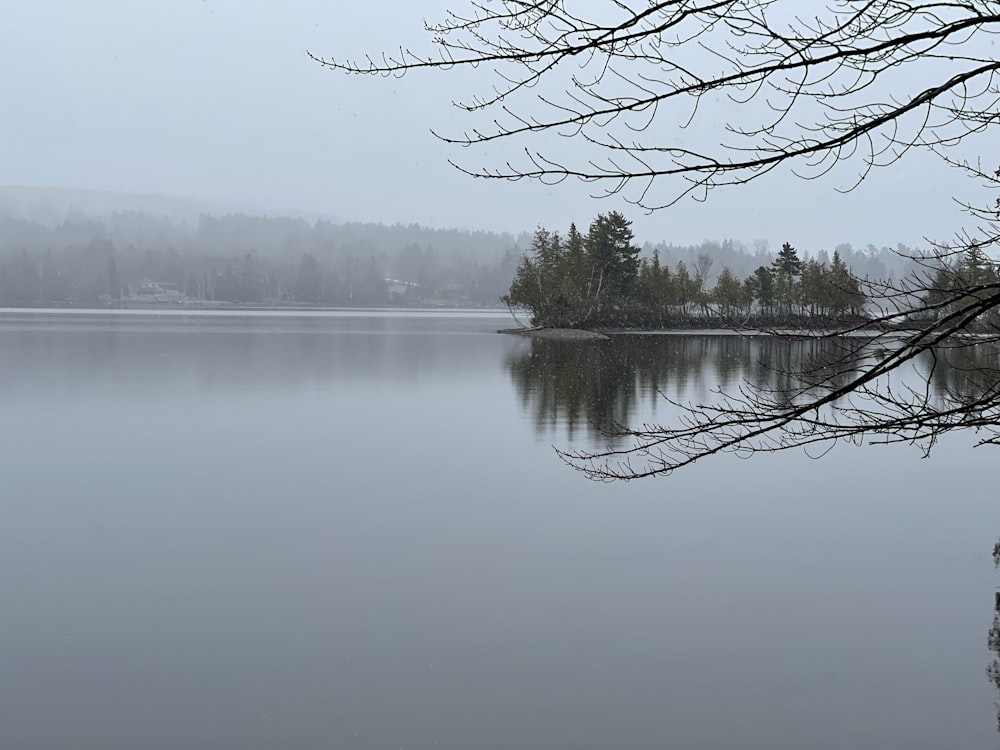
[1,308,998,749]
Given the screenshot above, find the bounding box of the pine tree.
[772,242,803,313]
[584,212,640,313]
[829,250,864,315]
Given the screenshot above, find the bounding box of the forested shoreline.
[0,209,522,308]
[0,194,971,320]
[503,213,999,331]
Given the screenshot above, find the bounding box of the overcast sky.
[0,0,990,251]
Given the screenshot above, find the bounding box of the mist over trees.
[646,239,919,284]
[0,196,523,307]
[0,190,925,311]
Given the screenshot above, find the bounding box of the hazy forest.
[0,187,925,311]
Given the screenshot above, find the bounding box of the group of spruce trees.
[920,245,1000,322]
[504,212,867,328]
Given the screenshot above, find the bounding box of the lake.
[1,309,997,749]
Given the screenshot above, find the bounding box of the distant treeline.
[647,236,918,284]
[0,197,934,310]
[0,211,523,307]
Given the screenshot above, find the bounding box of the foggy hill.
[0,185,239,227]
[0,186,931,309]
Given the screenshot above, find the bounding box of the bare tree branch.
[314,1,1000,207]
[322,1,1000,478]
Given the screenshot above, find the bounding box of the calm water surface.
[1,309,997,749]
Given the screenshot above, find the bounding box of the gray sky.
[0,0,989,251]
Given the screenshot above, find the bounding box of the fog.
[0,1,984,249]
[4,4,1000,747]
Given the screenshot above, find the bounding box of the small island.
[501,211,869,334]
[501,211,999,336]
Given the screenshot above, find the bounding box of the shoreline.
[498,326,784,340]
[498,326,610,341]
[497,324,972,339]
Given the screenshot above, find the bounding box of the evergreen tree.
[829,250,865,314]
[799,260,829,315]
[584,212,640,310]
[711,266,744,317]
[563,222,587,298]
[772,242,803,313]
[505,226,589,325]
[748,265,775,314]
[673,260,696,315]
[921,246,1000,321]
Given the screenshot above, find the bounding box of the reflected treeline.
[507,335,853,440]
[0,314,504,395]
[924,343,1000,408]
[989,540,1000,731]
[507,334,1000,442]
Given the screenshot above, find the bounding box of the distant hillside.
[0,186,233,226]
[0,186,931,309]
[0,187,528,309]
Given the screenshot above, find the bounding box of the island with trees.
[502,211,869,331]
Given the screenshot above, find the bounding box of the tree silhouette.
[314,2,1000,207]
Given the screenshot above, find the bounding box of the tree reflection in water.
[989,540,1000,731]
[507,333,1000,446]
[510,333,1000,731]
[511,333,1000,730]
[506,334,874,443]
[506,336,714,441]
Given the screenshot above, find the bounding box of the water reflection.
[1,313,997,748]
[989,540,1000,731]
[506,334,876,441]
[510,332,1000,736]
[507,334,1000,443]
[927,342,1000,408]
[0,311,508,395]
